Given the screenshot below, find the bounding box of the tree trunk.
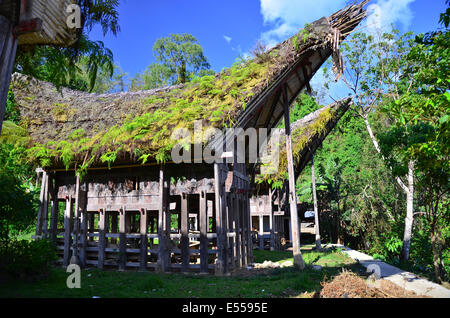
[401,160,414,261]
[431,229,443,284]
[363,117,415,260]
[311,156,321,250]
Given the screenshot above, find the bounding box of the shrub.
[0,239,57,279]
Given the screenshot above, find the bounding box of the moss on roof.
[5,2,367,172]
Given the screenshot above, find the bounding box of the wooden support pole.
[311,156,322,250]
[214,163,226,275]
[246,192,253,264]
[119,207,126,271]
[0,15,18,134]
[181,193,189,273]
[282,84,305,269]
[72,175,81,264]
[49,176,59,243]
[79,183,88,268]
[234,195,241,268]
[157,168,170,272]
[63,196,73,267]
[41,172,49,238]
[259,215,264,250]
[269,190,275,251]
[228,195,235,270]
[139,208,148,271]
[111,212,118,245]
[98,208,107,269]
[199,191,208,273]
[239,196,247,266]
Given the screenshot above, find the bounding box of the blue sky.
[89,0,447,86]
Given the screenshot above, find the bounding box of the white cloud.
[259,0,347,46]
[365,0,415,33]
[259,0,415,46]
[223,35,232,44]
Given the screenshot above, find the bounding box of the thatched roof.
[0,0,78,46]
[6,1,368,171]
[257,97,352,184]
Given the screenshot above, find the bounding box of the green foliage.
[15,35,114,92]
[153,33,211,85]
[0,239,57,278]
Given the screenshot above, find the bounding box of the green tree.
[379,24,449,282]
[153,33,211,85]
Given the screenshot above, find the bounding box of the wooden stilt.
[199,191,208,273]
[214,163,226,275]
[49,176,59,243]
[42,172,49,238]
[311,156,322,250]
[119,207,126,271]
[139,208,148,271]
[72,175,81,264]
[228,195,235,270]
[181,193,189,273]
[282,84,305,269]
[0,15,18,133]
[234,194,241,268]
[98,208,107,269]
[259,215,264,250]
[157,168,170,272]
[79,182,88,268]
[269,189,275,251]
[63,196,73,267]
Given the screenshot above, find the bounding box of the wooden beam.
[282,84,305,269]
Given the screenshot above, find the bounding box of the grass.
[0,246,363,298]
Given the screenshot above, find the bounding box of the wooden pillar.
[239,195,246,266]
[181,193,189,273]
[214,163,227,275]
[139,208,148,271]
[36,172,49,238]
[119,207,126,271]
[0,15,18,134]
[157,168,170,272]
[79,183,88,268]
[228,195,235,270]
[245,192,253,264]
[199,191,209,273]
[98,208,107,269]
[232,194,240,268]
[63,196,73,267]
[282,85,305,269]
[269,190,275,251]
[111,212,118,245]
[49,176,59,243]
[72,175,81,264]
[259,215,264,250]
[311,156,322,250]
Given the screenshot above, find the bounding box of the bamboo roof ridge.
[7,1,368,170]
